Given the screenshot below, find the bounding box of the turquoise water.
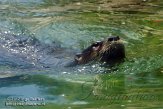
[0,0,163,109]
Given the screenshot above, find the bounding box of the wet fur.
[75,36,125,64]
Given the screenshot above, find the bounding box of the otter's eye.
[92,43,99,47]
[76,53,82,58]
[92,41,101,47]
[75,53,82,61]
[92,41,102,51]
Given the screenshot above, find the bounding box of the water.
[0,0,163,109]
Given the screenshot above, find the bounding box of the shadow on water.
[0,0,163,109]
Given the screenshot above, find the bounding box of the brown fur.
[75,36,125,64]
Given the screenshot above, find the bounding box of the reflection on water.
[0,84,40,96]
[0,0,163,109]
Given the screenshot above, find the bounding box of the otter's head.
[75,36,125,64]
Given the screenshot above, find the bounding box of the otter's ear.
[75,54,82,61]
[108,37,114,42]
[116,36,120,40]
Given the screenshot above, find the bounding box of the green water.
[0,0,163,109]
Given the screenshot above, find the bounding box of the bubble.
[78,69,82,72]
[68,107,71,109]
[92,65,96,68]
[122,22,126,25]
[61,94,65,97]
[121,105,125,107]
[128,100,132,102]
[76,2,81,5]
[62,72,67,74]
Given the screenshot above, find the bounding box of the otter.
[0,32,125,68]
[74,36,125,65]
